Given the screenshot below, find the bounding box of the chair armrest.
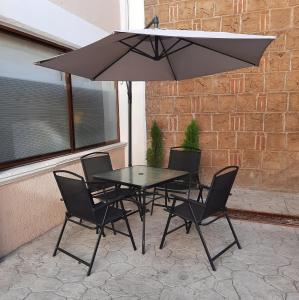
[199,183,210,190]
[93,197,120,211]
[169,194,206,207]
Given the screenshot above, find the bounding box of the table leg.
[142,189,146,254]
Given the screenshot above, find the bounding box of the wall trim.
[0,142,127,187]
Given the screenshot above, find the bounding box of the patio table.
[93,165,189,254]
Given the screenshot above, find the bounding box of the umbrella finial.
[145,15,160,29]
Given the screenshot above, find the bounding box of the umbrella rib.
[159,38,182,57]
[91,35,149,80]
[148,36,156,57]
[119,40,156,60]
[160,42,193,59]
[180,38,257,66]
[159,37,177,81]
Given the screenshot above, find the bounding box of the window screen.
[72,76,118,149]
[0,30,119,169]
[0,31,70,164]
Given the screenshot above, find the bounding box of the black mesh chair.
[53,170,136,276]
[159,166,241,271]
[151,147,202,214]
[81,152,142,219]
[80,152,116,197]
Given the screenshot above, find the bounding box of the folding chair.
[53,170,136,276]
[159,166,241,271]
[81,152,142,219]
[151,147,201,214]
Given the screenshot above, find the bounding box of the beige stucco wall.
[0,146,125,258]
[49,0,121,32]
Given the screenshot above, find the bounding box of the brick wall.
[145,0,299,192]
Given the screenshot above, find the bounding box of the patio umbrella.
[36,17,275,166]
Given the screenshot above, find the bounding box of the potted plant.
[182,119,199,150]
[146,120,163,167]
[181,119,200,187]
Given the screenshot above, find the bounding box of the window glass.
[0,31,70,164]
[71,76,118,149]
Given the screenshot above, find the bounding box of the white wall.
[119,0,146,166]
[0,0,108,47]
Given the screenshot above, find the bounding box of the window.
[72,76,118,148]
[0,29,119,170]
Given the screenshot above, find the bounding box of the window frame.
[0,25,120,171]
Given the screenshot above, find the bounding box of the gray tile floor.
[1,202,299,300]
[228,188,299,216]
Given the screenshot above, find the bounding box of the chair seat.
[94,204,124,224]
[159,180,189,191]
[96,188,136,202]
[167,202,204,222]
[89,181,115,193]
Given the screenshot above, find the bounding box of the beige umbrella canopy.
[36,28,275,81]
[36,23,275,166]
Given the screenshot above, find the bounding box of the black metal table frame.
[94,166,189,254]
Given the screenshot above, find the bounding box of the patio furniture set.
[53,149,241,276]
[37,16,274,277]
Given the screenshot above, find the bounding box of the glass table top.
[93,165,189,189]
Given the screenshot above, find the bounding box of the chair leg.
[111,222,116,235]
[87,226,103,276]
[159,213,172,249]
[165,188,169,206]
[136,195,143,221]
[150,187,157,215]
[193,222,216,271]
[186,221,192,234]
[53,216,68,257]
[225,213,241,249]
[121,200,137,250]
[184,220,189,233]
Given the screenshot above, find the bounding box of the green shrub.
[182,119,199,150]
[146,120,163,167]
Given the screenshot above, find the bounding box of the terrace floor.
[1,201,299,300]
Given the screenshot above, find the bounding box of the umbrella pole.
[126,81,133,167]
[125,16,159,167]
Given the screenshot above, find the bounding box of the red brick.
[289,93,299,111]
[195,0,214,18]
[286,113,299,131]
[245,113,264,131]
[237,132,256,149]
[201,95,218,112]
[218,95,236,112]
[195,114,212,131]
[287,133,299,151]
[211,150,229,166]
[174,96,192,113]
[201,150,212,166]
[267,93,288,111]
[264,113,284,132]
[270,8,292,30]
[245,74,264,93]
[266,133,286,150]
[265,73,285,91]
[178,1,195,20]
[218,132,236,149]
[236,94,257,112]
[242,150,262,168]
[212,114,230,131]
[178,114,193,131]
[200,132,217,149]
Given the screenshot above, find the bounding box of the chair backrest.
[202,166,239,219]
[168,147,201,173]
[80,152,113,191]
[53,170,96,222]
